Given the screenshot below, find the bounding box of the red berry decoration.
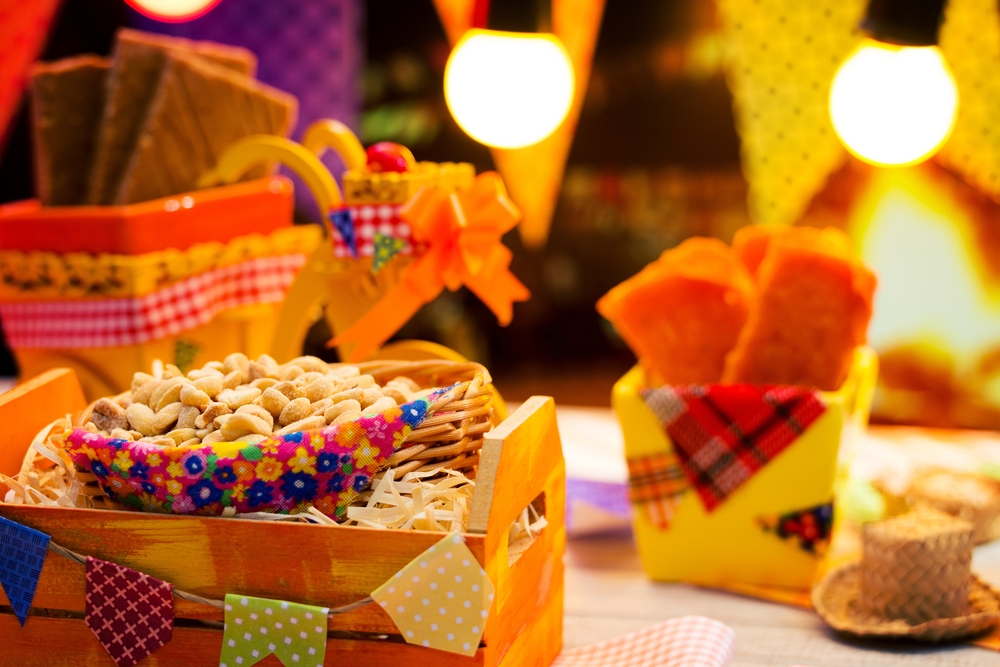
[366,142,416,173]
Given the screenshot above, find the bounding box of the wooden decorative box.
[0,369,566,667]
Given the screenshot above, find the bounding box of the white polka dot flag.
[219,594,330,667]
[371,532,495,656]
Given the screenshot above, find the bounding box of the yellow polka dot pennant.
[372,532,495,656]
[717,0,1000,223]
[716,0,865,226]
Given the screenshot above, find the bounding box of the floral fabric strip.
[1,254,306,349]
[642,384,826,511]
[66,393,441,520]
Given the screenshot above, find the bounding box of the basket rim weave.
[812,561,1000,642]
[67,359,496,507]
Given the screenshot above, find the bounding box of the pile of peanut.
[85,354,429,447]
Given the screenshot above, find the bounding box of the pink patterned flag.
[85,557,174,667]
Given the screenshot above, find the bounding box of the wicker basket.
[62,359,497,511]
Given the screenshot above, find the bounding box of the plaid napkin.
[643,384,825,511]
[554,616,735,667]
[626,451,688,529]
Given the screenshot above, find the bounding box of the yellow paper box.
[612,347,877,589]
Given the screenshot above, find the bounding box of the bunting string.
[45,539,375,616]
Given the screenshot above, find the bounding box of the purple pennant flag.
[0,515,49,626]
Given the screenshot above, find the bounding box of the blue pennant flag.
[372,232,406,274]
[329,207,358,258]
[0,515,50,625]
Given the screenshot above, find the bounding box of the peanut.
[131,372,157,393]
[325,399,361,423]
[309,398,333,417]
[218,387,261,410]
[203,361,225,372]
[305,377,335,403]
[109,428,134,441]
[362,396,398,415]
[333,410,363,425]
[331,388,364,404]
[187,368,223,380]
[152,402,183,433]
[257,354,279,374]
[388,376,421,393]
[279,365,304,381]
[255,387,290,418]
[275,415,326,435]
[126,403,156,436]
[192,374,224,399]
[247,360,270,381]
[180,383,210,410]
[235,404,275,430]
[250,377,278,391]
[150,376,187,411]
[222,369,245,390]
[381,386,409,405]
[328,365,360,378]
[131,378,161,406]
[202,431,227,444]
[166,428,198,445]
[291,355,329,373]
[177,405,200,430]
[272,381,304,400]
[360,388,384,409]
[179,438,201,448]
[162,364,183,379]
[223,352,250,376]
[221,413,272,440]
[91,398,128,432]
[201,402,231,425]
[278,397,312,426]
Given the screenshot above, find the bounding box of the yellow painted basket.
[612,347,878,589]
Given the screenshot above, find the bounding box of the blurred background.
[5,0,1000,431]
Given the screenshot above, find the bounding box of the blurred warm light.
[125,0,221,22]
[830,39,958,167]
[444,29,574,149]
[850,168,1000,373]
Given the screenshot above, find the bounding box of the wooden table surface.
[556,412,1000,667]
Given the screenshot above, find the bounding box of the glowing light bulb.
[830,39,958,167]
[445,29,575,149]
[125,0,221,22]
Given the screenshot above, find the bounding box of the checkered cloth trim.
[0,254,306,349]
[627,451,689,530]
[332,203,424,259]
[642,384,826,512]
[553,615,736,667]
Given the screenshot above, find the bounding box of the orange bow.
[332,172,531,362]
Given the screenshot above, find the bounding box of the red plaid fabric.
[554,615,735,667]
[85,557,173,667]
[0,254,306,349]
[332,203,424,258]
[643,384,826,512]
[627,451,689,529]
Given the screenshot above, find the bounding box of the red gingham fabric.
[642,384,826,512]
[332,203,423,258]
[554,616,735,667]
[85,557,173,667]
[626,451,689,529]
[0,254,306,349]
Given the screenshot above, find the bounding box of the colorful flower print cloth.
[66,392,443,520]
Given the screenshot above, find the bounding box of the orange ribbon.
[332,172,531,362]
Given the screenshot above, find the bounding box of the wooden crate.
[0,369,566,667]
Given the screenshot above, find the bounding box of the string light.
[124,0,221,22]
[830,39,957,167]
[444,29,575,149]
